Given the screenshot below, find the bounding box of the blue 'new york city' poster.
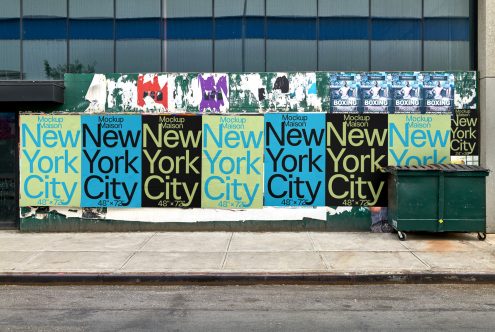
[264,113,326,207]
[81,115,142,207]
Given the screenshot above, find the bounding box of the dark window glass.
[116,0,161,72]
[423,0,471,70]
[166,0,213,72]
[371,0,421,71]
[0,0,20,79]
[23,0,67,79]
[69,0,114,73]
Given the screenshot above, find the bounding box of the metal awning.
[0,81,64,103]
[384,164,489,173]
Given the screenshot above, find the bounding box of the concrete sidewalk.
[1,231,494,284]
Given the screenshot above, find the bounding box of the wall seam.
[66,0,70,75]
[113,0,116,72]
[212,0,215,72]
[316,0,319,71]
[264,0,267,72]
[160,0,164,72]
[421,0,424,70]
[368,0,371,71]
[20,0,23,79]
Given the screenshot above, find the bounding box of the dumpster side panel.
[443,173,486,232]
[393,172,439,232]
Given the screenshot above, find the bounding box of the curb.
[1,272,495,285]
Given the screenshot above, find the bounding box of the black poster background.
[326,113,388,207]
[451,109,479,157]
[142,115,202,208]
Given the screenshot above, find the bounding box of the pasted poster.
[316,72,331,112]
[454,71,477,110]
[360,72,392,114]
[84,74,139,113]
[391,72,422,113]
[264,113,325,207]
[326,114,388,207]
[202,115,264,209]
[137,73,168,112]
[423,72,454,114]
[388,114,451,166]
[270,73,290,110]
[330,72,360,113]
[81,115,141,207]
[229,73,269,112]
[228,72,320,112]
[142,115,202,208]
[287,72,321,112]
[169,73,229,113]
[228,72,288,112]
[20,115,81,206]
[168,73,200,113]
[451,109,479,165]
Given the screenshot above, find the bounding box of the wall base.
[20,209,372,232]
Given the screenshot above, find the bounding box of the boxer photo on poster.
[330,73,361,113]
[360,72,392,114]
[391,72,422,114]
[423,72,455,114]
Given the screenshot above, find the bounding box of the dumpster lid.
[384,164,490,173]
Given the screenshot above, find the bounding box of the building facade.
[0,0,492,233]
[0,0,476,78]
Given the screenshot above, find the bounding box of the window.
[0,0,20,79]
[318,0,369,71]
[424,0,471,70]
[166,0,213,72]
[23,0,67,79]
[116,0,161,72]
[266,0,317,71]
[371,0,422,71]
[69,0,114,73]
[0,0,478,78]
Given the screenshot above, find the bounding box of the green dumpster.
[385,164,489,241]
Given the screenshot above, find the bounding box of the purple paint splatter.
[199,74,228,113]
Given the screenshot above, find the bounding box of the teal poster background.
[81,115,142,207]
[264,113,326,206]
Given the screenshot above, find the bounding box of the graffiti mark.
[199,74,228,113]
[274,76,289,93]
[137,74,168,110]
[258,88,266,101]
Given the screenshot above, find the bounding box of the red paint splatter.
[137,74,168,108]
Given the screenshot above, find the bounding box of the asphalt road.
[0,284,494,331]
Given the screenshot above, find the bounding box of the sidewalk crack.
[410,251,432,270]
[118,232,157,271]
[307,232,330,270]
[220,232,234,270]
[12,251,43,272]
